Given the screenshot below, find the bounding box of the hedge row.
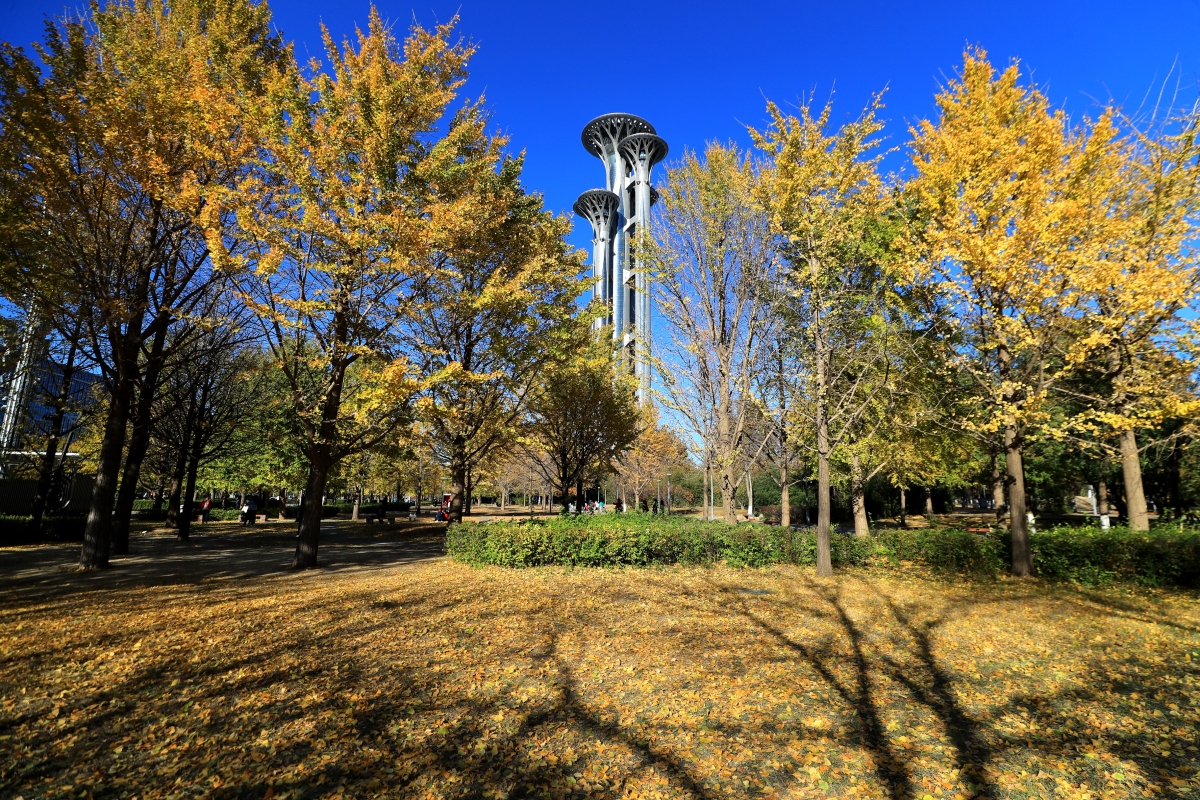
[445,514,1200,587]
[0,514,87,545]
[446,513,873,569]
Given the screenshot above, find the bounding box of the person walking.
[200,496,212,524]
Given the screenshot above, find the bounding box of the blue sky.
[3,0,1198,258]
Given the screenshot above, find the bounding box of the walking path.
[0,522,446,601]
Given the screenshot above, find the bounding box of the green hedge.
[446,513,872,569]
[1026,524,1200,587]
[445,515,1200,587]
[0,514,87,545]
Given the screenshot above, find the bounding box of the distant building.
[0,312,99,511]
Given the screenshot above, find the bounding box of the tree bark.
[294,463,330,569]
[1005,423,1032,576]
[779,456,790,528]
[352,487,360,521]
[576,476,584,515]
[177,439,202,541]
[447,436,467,524]
[151,482,165,515]
[746,472,754,518]
[165,449,186,533]
[1098,476,1109,517]
[850,452,869,537]
[814,355,833,575]
[416,460,423,516]
[899,486,907,529]
[465,466,473,516]
[79,372,134,569]
[278,486,287,520]
[111,323,168,556]
[1119,428,1149,531]
[720,465,737,524]
[924,486,934,517]
[991,450,1006,520]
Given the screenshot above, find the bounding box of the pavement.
[0,521,447,603]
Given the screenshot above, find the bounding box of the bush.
[445,513,873,569]
[881,524,1200,587]
[1028,524,1200,587]
[446,515,1200,586]
[0,514,87,545]
[873,528,1007,576]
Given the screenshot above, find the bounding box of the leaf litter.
[1,558,1198,799]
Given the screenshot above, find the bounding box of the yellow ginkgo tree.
[219,10,470,568]
[1063,107,1200,530]
[908,48,1127,576]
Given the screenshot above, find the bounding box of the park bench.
[365,515,395,524]
[966,527,992,533]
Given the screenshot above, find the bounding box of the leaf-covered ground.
[1,525,1198,799]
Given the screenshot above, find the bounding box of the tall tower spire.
[576,114,667,404]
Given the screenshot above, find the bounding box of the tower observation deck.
[575,114,668,404]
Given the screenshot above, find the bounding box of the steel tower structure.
[576,113,668,403]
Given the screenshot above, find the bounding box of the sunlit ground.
[1,527,1198,799]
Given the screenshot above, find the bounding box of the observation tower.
[575,113,668,404]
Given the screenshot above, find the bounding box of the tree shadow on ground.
[4,558,1199,799]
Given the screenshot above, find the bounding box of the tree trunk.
[151,483,165,515]
[899,486,907,529]
[1169,438,1184,519]
[447,436,467,524]
[110,324,168,556]
[177,443,202,542]
[850,453,869,537]
[814,362,832,576]
[352,487,360,521]
[720,462,737,524]
[746,472,754,518]
[1098,476,1109,517]
[990,449,1005,520]
[1005,424,1032,577]
[165,451,186,533]
[1119,428,1149,531]
[278,486,287,520]
[79,373,134,569]
[779,458,790,528]
[703,461,710,520]
[465,466,473,516]
[576,476,584,515]
[924,486,934,517]
[294,463,330,569]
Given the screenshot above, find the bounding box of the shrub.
[1028,524,1200,587]
[0,514,87,546]
[873,528,1006,575]
[446,515,1200,586]
[446,513,872,569]
[881,524,1200,587]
